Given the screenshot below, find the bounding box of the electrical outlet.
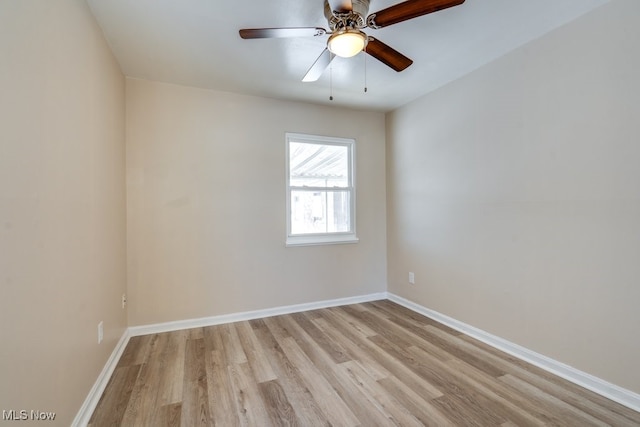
[409,272,415,285]
[122,293,127,309]
[98,321,104,344]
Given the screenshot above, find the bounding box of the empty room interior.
[1,0,640,425]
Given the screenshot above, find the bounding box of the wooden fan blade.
[302,48,335,82]
[239,27,326,39]
[365,37,413,71]
[364,37,413,72]
[327,0,353,13]
[368,0,464,28]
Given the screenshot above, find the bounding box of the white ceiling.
[87,0,609,112]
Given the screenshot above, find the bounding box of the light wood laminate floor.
[89,300,640,426]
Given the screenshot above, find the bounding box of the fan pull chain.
[364,50,368,93]
[329,63,333,101]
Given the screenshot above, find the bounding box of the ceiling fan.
[239,0,465,82]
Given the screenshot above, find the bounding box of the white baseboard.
[72,328,131,427]
[387,292,640,413]
[128,292,388,337]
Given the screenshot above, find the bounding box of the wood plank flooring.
[89,300,640,426]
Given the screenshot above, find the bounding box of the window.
[286,133,357,246]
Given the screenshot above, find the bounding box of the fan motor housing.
[324,0,371,30]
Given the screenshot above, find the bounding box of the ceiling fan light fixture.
[328,30,367,58]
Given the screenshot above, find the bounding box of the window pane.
[290,190,351,235]
[289,142,349,188]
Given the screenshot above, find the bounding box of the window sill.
[286,234,359,247]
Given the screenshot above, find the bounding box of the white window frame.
[285,132,358,247]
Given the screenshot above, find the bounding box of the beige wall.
[126,79,387,326]
[386,0,640,393]
[0,0,126,424]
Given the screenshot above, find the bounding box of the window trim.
[285,132,358,247]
